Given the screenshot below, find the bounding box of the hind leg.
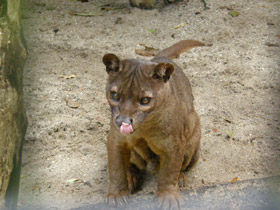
[179,112,201,187]
[127,163,144,193]
[179,145,200,187]
[181,112,201,171]
[179,146,200,187]
[128,150,145,193]
[187,143,200,169]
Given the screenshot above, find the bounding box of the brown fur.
[102,40,203,209]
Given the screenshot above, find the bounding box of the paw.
[127,165,143,193]
[127,172,139,193]
[178,172,187,188]
[106,190,129,208]
[155,191,183,210]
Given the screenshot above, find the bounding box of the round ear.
[153,63,174,82]
[102,54,121,74]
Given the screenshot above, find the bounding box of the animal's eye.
[111,91,120,101]
[140,97,151,105]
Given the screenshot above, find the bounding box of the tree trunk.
[0,0,27,209]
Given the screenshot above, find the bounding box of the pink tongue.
[120,122,133,135]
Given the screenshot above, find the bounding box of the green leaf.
[226,130,233,138]
[149,29,156,34]
[20,174,27,179]
[229,11,240,17]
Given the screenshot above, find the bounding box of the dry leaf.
[265,42,279,47]
[101,7,111,11]
[212,128,219,133]
[249,136,257,143]
[219,6,232,11]
[135,44,159,57]
[65,98,80,109]
[230,177,238,183]
[66,178,88,185]
[59,75,76,79]
[174,23,185,29]
[66,178,79,183]
[224,119,232,123]
[69,10,102,17]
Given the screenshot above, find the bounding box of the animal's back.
[151,40,204,111]
[152,56,194,113]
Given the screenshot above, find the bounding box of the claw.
[107,196,116,207]
[106,190,129,208]
[178,172,187,188]
[122,194,129,204]
[155,191,183,210]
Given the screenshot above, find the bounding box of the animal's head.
[102,53,174,135]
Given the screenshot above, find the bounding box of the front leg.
[156,140,185,210]
[106,131,130,207]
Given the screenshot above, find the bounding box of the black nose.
[115,115,133,127]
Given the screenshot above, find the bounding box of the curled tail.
[155,40,205,59]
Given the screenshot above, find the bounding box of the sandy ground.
[19,0,280,209]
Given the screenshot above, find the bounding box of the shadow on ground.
[71,176,280,210]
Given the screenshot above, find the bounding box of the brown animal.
[102,40,204,210]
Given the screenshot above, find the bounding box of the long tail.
[154,40,205,59]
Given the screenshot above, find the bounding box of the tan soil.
[19,0,280,209]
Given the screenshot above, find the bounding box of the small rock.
[115,17,122,24]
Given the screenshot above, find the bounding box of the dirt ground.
[19,0,280,209]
